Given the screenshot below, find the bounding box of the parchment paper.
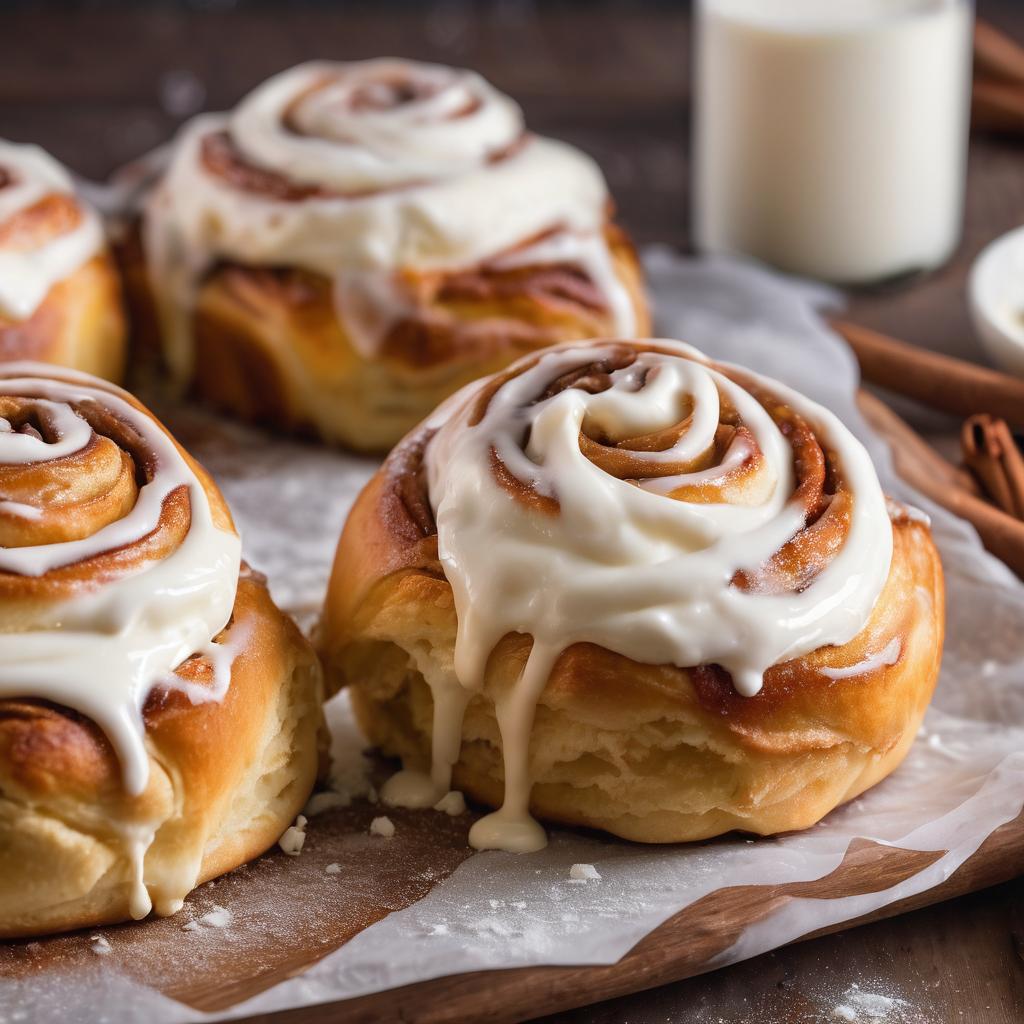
[3,252,1022,1023]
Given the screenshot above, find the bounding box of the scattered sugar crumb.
[370,815,395,838]
[304,791,349,817]
[278,814,308,856]
[511,901,527,910]
[366,785,379,804]
[433,790,466,816]
[183,905,233,932]
[425,922,449,936]
[831,985,909,1021]
[569,863,601,882]
[324,862,342,875]
[89,934,111,955]
[488,899,504,909]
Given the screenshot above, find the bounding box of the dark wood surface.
[1,2,1022,1021]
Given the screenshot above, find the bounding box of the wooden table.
[2,2,1022,1021]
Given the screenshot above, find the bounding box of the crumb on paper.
[433,791,466,816]
[833,1008,857,1022]
[278,814,308,856]
[568,863,601,882]
[304,791,349,817]
[370,815,395,838]
[325,862,342,874]
[182,905,233,932]
[425,922,449,936]
[89,934,111,955]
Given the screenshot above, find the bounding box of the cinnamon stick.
[974,19,1024,88]
[973,76,1024,135]
[961,414,1024,520]
[831,320,1024,430]
[859,391,1024,580]
[971,21,1024,136]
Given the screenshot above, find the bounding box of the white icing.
[407,338,894,852]
[0,362,242,799]
[818,637,902,681]
[142,60,635,382]
[0,140,104,320]
[0,499,41,519]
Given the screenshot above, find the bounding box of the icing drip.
[0,140,103,320]
[819,637,902,680]
[391,339,894,851]
[0,363,242,799]
[143,59,635,381]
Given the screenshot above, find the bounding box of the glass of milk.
[692,0,974,285]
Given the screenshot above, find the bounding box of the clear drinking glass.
[692,0,975,285]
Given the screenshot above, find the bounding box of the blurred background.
[0,0,690,246]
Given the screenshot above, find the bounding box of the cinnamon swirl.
[319,339,944,849]
[130,60,649,452]
[0,141,126,381]
[0,363,323,938]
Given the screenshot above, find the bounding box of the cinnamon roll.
[319,339,944,850]
[0,141,126,381]
[0,363,323,938]
[129,60,649,452]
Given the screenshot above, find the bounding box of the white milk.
[692,0,973,284]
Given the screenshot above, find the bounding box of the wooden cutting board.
[4,394,1022,1024]
[4,796,1021,1024]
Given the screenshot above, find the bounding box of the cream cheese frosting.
[0,363,242,799]
[0,140,104,321]
[142,59,637,382]
[382,339,894,852]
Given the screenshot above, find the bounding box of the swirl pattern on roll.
[144,59,637,379]
[411,339,894,849]
[0,362,242,797]
[0,140,103,321]
[429,339,893,696]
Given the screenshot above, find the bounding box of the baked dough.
[0,140,126,381]
[0,364,323,937]
[130,60,649,451]
[319,339,945,846]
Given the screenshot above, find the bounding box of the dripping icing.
[0,362,243,918]
[142,60,635,384]
[383,339,895,851]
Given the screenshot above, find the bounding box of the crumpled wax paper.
[4,252,1023,1023]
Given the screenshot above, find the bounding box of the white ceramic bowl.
[968,225,1024,378]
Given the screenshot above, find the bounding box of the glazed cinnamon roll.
[0,141,126,381]
[0,363,323,938]
[320,339,944,850]
[130,60,649,452]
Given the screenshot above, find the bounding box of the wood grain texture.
[227,816,1024,1024]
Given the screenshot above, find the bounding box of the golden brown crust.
[123,219,649,453]
[0,375,323,938]
[0,184,126,382]
[0,253,127,383]
[0,568,324,938]
[318,346,946,844]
